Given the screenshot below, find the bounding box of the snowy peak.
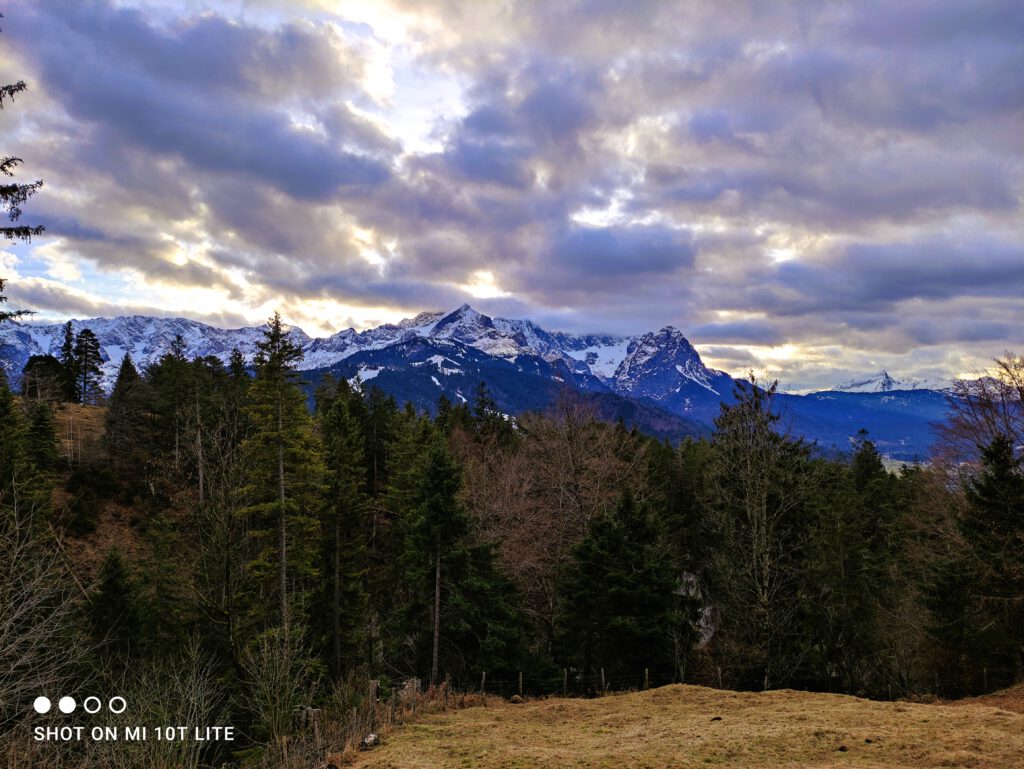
[613,326,722,399]
[832,370,949,393]
[431,304,496,340]
[0,315,281,388]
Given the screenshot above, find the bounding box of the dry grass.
[349,684,1024,769]
[945,683,1024,715]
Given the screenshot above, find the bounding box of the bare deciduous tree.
[938,352,1024,467]
[0,494,89,736]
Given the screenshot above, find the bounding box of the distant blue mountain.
[0,304,954,457]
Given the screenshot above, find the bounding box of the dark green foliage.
[705,377,815,690]
[948,436,1024,682]
[802,433,906,694]
[146,335,191,468]
[383,421,528,684]
[64,464,118,535]
[25,401,59,470]
[72,328,103,404]
[11,318,1020,766]
[237,314,325,641]
[58,321,79,402]
[104,354,152,480]
[89,547,142,659]
[0,50,44,250]
[317,380,370,675]
[558,489,691,682]
[0,377,31,498]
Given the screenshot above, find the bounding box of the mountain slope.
[0,305,953,456]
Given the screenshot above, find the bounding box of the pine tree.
[0,19,43,323]
[318,381,370,675]
[802,431,905,693]
[72,328,103,404]
[0,373,29,494]
[89,547,142,659]
[58,321,79,402]
[25,401,59,471]
[706,376,815,690]
[961,436,1024,682]
[237,313,325,644]
[558,489,689,683]
[147,334,190,470]
[104,354,151,479]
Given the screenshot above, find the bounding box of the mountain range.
[0,305,953,459]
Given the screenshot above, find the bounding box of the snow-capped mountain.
[832,370,950,393]
[0,315,316,389]
[0,305,955,458]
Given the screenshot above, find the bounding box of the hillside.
[350,685,1024,769]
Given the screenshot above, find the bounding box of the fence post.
[644,668,649,690]
[518,671,523,698]
[563,669,568,696]
[600,668,606,693]
[717,666,722,689]
[983,667,988,691]
[934,672,939,695]
[480,670,487,694]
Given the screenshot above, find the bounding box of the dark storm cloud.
[767,239,1024,315]
[18,1,392,201]
[549,225,695,280]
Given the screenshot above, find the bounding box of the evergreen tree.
[558,489,689,684]
[72,328,103,404]
[58,321,79,402]
[386,419,526,684]
[706,376,815,689]
[25,401,59,471]
[147,335,190,470]
[104,354,152,480]
[0,373,29,494]
[1,24,43,323]
[317,381,370,675]
[961,436,1024,682]
[89,547,142,659]
[802,431,905,693]
[193,347,252,666]
[237,314,325,644]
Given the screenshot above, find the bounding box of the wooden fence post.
[717,666,722,689]
[480,670,487,694]
[518,671,523,698]
[600,668,606,693]
[563,669,568,696]
[644,668,649,690]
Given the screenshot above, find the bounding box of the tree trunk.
[431,536,441,687]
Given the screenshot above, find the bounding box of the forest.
[1,308,1022,767]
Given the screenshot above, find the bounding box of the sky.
[1,0,1021,391]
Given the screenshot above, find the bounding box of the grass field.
[348,684,1024,768]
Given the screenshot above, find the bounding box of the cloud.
[2,0,1021,387]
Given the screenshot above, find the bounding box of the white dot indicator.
[58,696,76,713]
[109,696,126,714]
[33,697,51,714]
[83,696,101,714]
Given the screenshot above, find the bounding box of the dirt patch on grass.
[349,684,1024,768]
